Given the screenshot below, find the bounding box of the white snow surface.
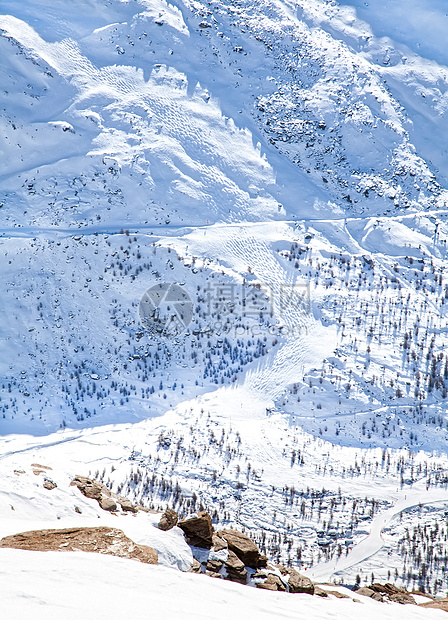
[3,548,446,620]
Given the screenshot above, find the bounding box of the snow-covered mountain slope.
[2,0,448,607]
[5,548,444,620]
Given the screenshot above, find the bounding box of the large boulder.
[389,593,416,605]
[43,479,57,491]
[158,508,178,531]
[71,475,106,500]
[178,511,213,548]
[217,529,261,568]
[370,583,404,596]
[0,527,157,564]
[257,574,286,592]
[98,495,117,512]
[212,534,228,552]
[356,587,375,598]
[356,587,383,602]
[116,497,138,513]
[277,566,314,595]
[224,550,248,584]
[206,559,223,573]
[370,583,416,604]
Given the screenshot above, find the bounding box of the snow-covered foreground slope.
[2,0,448,608]
[4,548,446,620]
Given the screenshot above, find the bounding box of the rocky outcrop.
[257,574,286,592]
[254,566,313,594]
[356,587,384,602]
[371,582,409,596]
[178,511,213,548]
[224,550,248,584]
[188,558,203,574]
[277,566,314,595]
[0,527,157,564]
[43,479,57,490]
[357,583,417,605]
[98,495,117,512]
[158,508,178,531]
[71,475,139,514]
[389,593,417,605]
[320,589,347,599]
[206,559,223,573]
[71,476,104,500]
[117,497,138,513]
[217,529,262,568]
[32,463,53,476]
[420,599,448,612]
[179,512,314,595]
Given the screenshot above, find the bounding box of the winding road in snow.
[309,478,448,582]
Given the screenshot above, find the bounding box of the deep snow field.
[2,0,448,615]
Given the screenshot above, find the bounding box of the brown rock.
[371,583,405,595]
[371,593,384,602]
[98,495,117,512]
[253,569,269,579]
[288,570,314,595]
[324,590,349,599]
[277,566,314,595]
[225,550,245,572]
[420,599,448,612]
[389,593,416,605]
[71,475,106,501]
[370,583,415,605]
[178,511,214,548]
[71,475,140,514]
[206,559,223,572]
[43,479,57,490]
[135,544,159,564]
[117,497,138,513]
[206,571,222,579]
[314,587,329,598]
[224,550,248,584]
[257,574,286,592]
[188,558,203,574]
[158,508,178,531]
[0,527,157,564]
[356,587,376,598]
[225,567,248,585]
[217,529,260,568]
[212,534,228,552]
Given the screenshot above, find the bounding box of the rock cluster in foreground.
[173,509,314,593]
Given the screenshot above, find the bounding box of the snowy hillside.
[2,0,448,611]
